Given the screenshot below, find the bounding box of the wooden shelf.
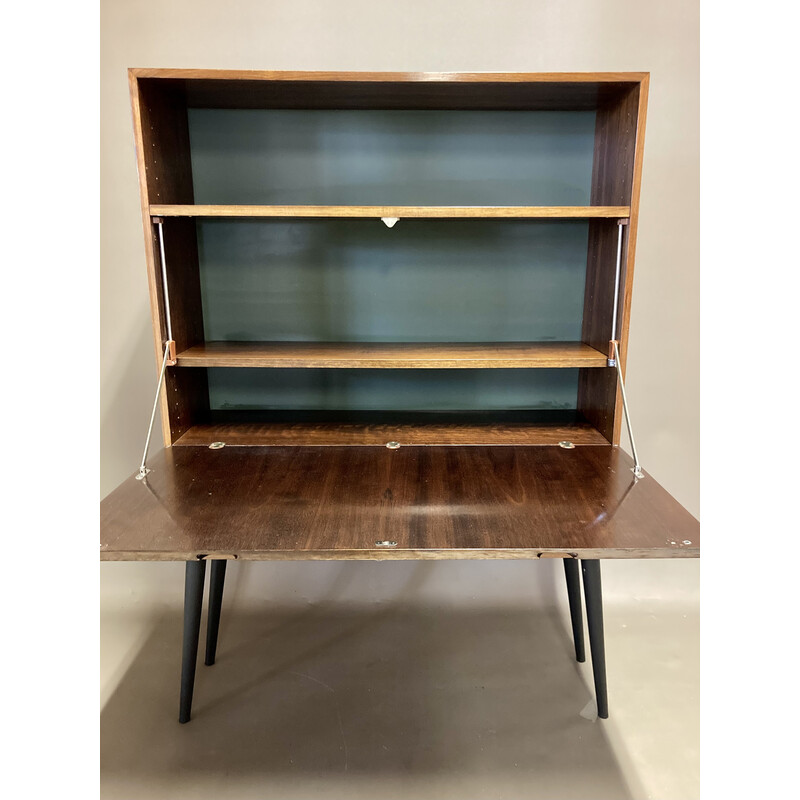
[100,444,699,561]
[173,419,610,447]
[150,204,631,219]
[175,341,609,369]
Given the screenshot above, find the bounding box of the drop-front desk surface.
[100,444,699,562]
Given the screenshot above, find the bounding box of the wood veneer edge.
[101,546,699,562]
[149,205,632,219]
[174,341,609,369]
[129,69,652,83]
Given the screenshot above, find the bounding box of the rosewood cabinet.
[101,70,699,723]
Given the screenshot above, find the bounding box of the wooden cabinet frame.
[127,70,649,449]
[103,70,696,724]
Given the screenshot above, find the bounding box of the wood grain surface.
[578,79,649,443]
[173,419,609,447]
[175,341,609,369]
[131,70,647,112]
[100,445,698,561]
[131,69,649,83]
[130,74,208,445]
[150,205,631,219]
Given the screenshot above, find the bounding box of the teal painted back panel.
[191,109,594,413]
[188,109,596,206]
[198,219,588,343]
[207,368,579,412]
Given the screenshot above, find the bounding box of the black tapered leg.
[563,558,586,662]
[205,560,227,666]
[179,560,206,724]
[581,559,608,719]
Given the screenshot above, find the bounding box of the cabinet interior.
[130,72,645,447]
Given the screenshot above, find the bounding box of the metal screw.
[386,441,401,449]
[558,441,575,449]
[209,442,225,450]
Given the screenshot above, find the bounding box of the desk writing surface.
[100,445,698,561]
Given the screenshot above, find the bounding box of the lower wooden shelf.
[175,341,609,369]
[100,445,699,561]
[173,419,609,447]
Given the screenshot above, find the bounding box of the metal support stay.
[136,342,171,480]
[155,218,173,342]
[608,220,627,367]
[611,339,644,479]
[135,218,178,480]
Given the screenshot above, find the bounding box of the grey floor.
[100,596,698,799]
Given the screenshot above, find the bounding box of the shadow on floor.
[101,604,634,800]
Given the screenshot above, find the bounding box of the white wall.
[101,0,699,610]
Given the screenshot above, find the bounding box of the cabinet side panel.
[136,79,195,204]
[614,78,650,443]
[578,82,644,443]
[164,367,209,442]
[129,73,207,445]
[163,218,205,353]
[162,219,209,440]
[590,84,639,206]
[577,221,622,441]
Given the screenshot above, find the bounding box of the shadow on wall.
[224,558,562,610]
[100,320,162,496]
[101,604,636,800]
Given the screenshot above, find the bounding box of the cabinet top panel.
[129,69,648,111]
[129,69,649,82]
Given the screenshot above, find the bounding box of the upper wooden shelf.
[175,341,609,369]
[150,205,631,220]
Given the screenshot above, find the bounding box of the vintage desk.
[100,70,700,724]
